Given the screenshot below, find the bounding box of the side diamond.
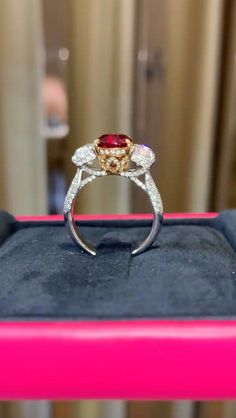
[131,144,155,168]
[72,144,96,166]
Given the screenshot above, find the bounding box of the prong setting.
[94,134,133,174]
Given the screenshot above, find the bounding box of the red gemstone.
[98,133,130,148]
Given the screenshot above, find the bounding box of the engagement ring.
[64,133,163,255]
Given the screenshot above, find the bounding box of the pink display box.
[0,213,236,400]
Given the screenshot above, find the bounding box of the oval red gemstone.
[98,133,130,148]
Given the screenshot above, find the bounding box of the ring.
[64,133,163,255]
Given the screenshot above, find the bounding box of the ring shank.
[64,205,96,256]
[64,170,163,255]
[131,212,163,255]
[65,208,163,256]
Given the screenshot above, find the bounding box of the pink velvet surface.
[0,320,236,399]
[2,212,234,400]
[16,212,218,222]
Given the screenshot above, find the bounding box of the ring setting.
[94,134,133,174]
[64,133,163,256]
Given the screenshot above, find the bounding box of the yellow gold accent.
[94,138,133,174]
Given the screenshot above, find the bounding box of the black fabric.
[0,210,236,320]
[0,211,17,246]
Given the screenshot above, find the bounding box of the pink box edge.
[16,212,218,222]
[2,212,235,400]
[0,319,236,399]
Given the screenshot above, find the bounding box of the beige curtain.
[163,0,236,212]
[0,0,47,215]
[67,0,135,214]
[52,401,125,418]
[162,0,223,212]
[0,402,50,418]
[133,0,227,213]
[211,0,236,210]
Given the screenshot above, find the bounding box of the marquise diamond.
[72,144,96,166]
[131,144,155,168]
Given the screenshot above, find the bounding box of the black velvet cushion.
[0,210,236,320]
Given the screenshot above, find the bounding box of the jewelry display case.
[0,211,236,399]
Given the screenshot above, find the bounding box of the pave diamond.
[72,144,96,166]
[64,170,82,212]
[145,173,163,214]
[131,144,155,168]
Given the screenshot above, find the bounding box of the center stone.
[97,133,129,148]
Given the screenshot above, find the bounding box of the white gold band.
[64,162,163,256]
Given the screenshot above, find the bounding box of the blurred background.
[0,0,236,216]
[0,0,236,416]
[1,401,236,418]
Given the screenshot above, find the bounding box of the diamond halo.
[94,133,133,174]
